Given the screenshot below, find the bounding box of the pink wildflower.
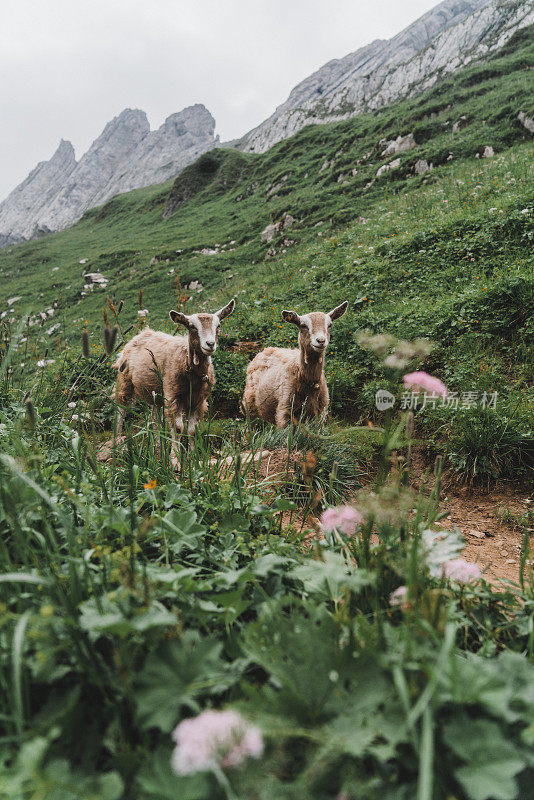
[389,585,408,607]
[442,558,482,583]
[321,505,363,537]
[403,371,448,397]
[172,710,263,775]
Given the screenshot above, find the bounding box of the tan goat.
[112,300,235,449]
[242,302,348,428]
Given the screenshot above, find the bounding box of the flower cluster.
[442,558,482,583]
[357,331,433,369]
[403,371,448,398]
[321,505,363,537]
[172,710,263,776]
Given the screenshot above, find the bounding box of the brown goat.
[242,302,348,427]
[112,300,235,451]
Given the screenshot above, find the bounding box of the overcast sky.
[0,0,439,199]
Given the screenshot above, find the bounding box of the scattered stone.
[46,323,61,336]
[414,159,433,174]
[52,266,59,272]
[468,529,485,539]
[518,111,534,134]
[261,223,278,243]
[84,271,108,285]
[452,115,467,132]
[261,213,295,242]
[376,158,401,177]
[282,214,294,230]
[476,145,494,158]
[79,258,88,264]
[7,296,21,306]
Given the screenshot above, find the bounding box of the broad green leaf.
[135,632,233,731]
[291,551,370,601]
[444,717,525,800]
[136,747,210,800]
[79,594,176,637]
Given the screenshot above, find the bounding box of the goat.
[242,301,348,428]
[112,299,235,450]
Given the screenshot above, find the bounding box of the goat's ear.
[215,298,235,321]
[328,301,348,321]
[169,310,190,328]
[282,309,300,326]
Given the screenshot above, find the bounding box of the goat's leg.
[186,399,206,444]
[112,372,134,446]
[165,403,184,467]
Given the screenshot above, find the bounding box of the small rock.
[79,258,88,264]
[468,529,485,539]
[479,145,494,158]
[7,296,21,306]
[452,115,467,132]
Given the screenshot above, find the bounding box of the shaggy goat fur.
[243,302,348,428]
[112,300,234,448]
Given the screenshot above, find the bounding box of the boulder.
[381,134,416,158]
[518,111,534,134]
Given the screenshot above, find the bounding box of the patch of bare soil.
[436,487,532,584]
[410,451,533,585]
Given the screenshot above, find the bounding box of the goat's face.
[169,299,235,362]
[282,302,348,354]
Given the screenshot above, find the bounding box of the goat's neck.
[187,342,210,376]
[298,347,324,383]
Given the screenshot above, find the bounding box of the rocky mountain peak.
[0,104,217,244]
[51,139,76,164]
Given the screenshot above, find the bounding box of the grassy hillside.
[1,25,534,800]
[0,25,533,481]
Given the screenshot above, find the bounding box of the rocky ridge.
[240,0,534,153]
